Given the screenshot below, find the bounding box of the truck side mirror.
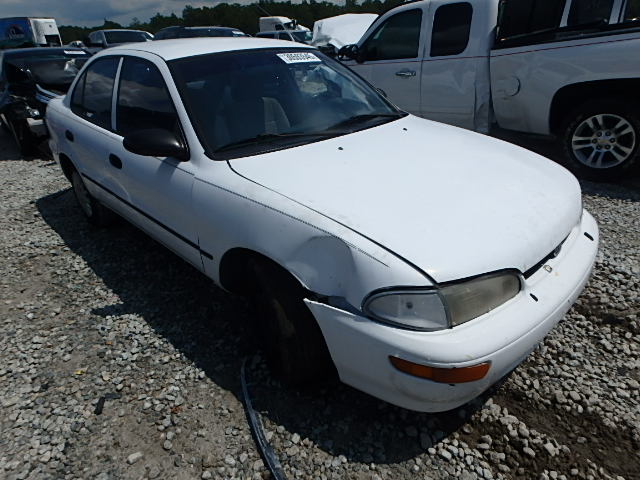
[338,44,361,62]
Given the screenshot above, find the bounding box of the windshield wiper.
[328,112,406,130]
[214,131,347,153]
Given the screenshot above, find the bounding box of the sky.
[0,0,296,27]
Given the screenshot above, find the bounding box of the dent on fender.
[284,235,357,298]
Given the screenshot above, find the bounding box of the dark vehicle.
[0,47,89,155]
[153,26,247,40]
[84,29,151,54]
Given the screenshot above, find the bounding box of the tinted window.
[498,0,565,39]
[71,57,119,130]
[116,57,180,137]
[625,0,640,21]
[568,0,613,26]
[431,3,473,57]
[278,32,292,40]
[363,9,423,61]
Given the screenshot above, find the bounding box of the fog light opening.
[389,356,490,384]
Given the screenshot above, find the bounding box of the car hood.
[229,116,582,283]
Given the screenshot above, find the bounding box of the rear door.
[66,55,121,204]
[105,54,202,270]
[351,7,425,113]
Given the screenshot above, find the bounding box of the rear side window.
[278,32,291,40]
[362,9,423,61]
[567,0,614,26]
[430,3,473,57]
[498,0,565,39]
[71,57,119,130]
[115,57,180,137]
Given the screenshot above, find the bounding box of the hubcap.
[571,114,636,169]
[72,173,93,218]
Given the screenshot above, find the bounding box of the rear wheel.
[71,170,114,227]
[248,258,335,385]
[562,100,640,180]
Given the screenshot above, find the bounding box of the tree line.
[59,0,406,42]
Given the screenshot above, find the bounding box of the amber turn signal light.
[389,356,490,384]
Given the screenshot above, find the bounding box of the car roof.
[93,29,147,33]
[97,37,313,61]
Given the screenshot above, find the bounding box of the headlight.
[363,271,521,331]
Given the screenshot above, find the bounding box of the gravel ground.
[0,128,639,480]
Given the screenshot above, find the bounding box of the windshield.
[104,31,148,44]
[170,48,401,159]
[291,31,313,43]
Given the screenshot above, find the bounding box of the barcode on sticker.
[276,52,320,64]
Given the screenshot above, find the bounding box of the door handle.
[395,70,416,78]
[109,154,122,169]
[65,130,74,142]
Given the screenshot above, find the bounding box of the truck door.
[351,7,425,113]
[420,2,485,131]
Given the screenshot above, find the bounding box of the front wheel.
[248,258,335,385]
[562,100,640,181]
[7,118,36,157]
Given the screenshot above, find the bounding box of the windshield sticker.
[64,50,86,55]
[276,52,320,64]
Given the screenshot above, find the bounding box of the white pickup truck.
[341,0,640,179]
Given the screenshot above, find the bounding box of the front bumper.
[305,210,599,412]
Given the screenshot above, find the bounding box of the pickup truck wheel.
[562,101,640,180]
[71,170,114,227]
[248,259,335,385]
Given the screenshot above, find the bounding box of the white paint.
[347,0,639,136]
[46,39,599,412]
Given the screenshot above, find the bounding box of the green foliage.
[59,0,407,42]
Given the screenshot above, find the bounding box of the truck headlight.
[363,272,521,331]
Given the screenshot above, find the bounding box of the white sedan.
[46,38,599,412]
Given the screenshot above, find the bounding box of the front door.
[105,55,202,270]
[354,7,425,114]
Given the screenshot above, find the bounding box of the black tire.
[561,99,640,181]
[70,170,114,227]
[248,258,335,385]
[7,118,36,157]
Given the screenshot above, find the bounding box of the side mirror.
[123,129,189,161]
[338,44,364,63]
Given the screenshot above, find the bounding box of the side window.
[116,57,180,138]
[362,9,423,61]
[498,0,565,39]
[70,57,119,130]
[567,0,614,26]
[430,3,473,57]
[278,32,291,40]
[624,0,640,21]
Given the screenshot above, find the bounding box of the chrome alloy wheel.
[72,172,93,218]
[571,114,636,169]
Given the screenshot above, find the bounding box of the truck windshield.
[170,48,403,159]
[291,31,313,43]
[104,31,148,44]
